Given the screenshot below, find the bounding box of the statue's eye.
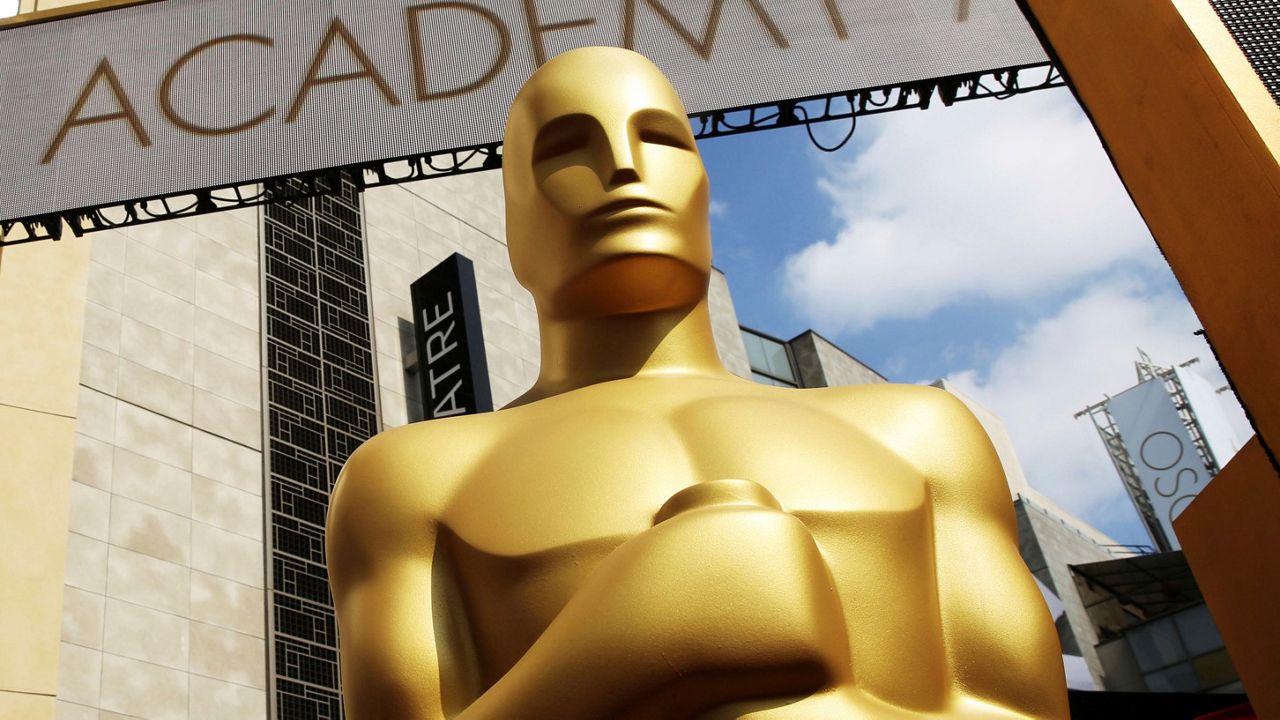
[632,110,693,151]
[638,128,689,149]
[533,117,591,163]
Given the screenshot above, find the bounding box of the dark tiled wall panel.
[1211,0,1280,104]
[264,177,378,720]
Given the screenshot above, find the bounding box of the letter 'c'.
[160,34,276,136]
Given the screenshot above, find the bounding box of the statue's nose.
[602,126,640,189]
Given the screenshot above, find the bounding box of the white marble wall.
[53,165,758,720]
[60,210,267,720]
[363,171,540,426]
[707,269,752,380]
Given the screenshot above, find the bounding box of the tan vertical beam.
[1019,0,1280,461]
[1175,439,1280,716]
[1019,0,1280,708]
[0,231,92,720]
[3,1,139,713]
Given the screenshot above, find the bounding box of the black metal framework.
[263,172,379,720]
[1,62,1064,245]
[1210,0,1280,105]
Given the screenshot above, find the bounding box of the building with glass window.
[0,5,1253,718]
[1072,552,1242,693]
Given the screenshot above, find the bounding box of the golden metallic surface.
[327,47,1067,719]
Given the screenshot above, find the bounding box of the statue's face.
[504,48,712,318]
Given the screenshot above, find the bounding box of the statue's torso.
[432,377,955,710]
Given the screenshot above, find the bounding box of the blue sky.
[0,0,1249,546]
[698,86,1252,546]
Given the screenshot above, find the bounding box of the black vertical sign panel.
[411,254,493,419]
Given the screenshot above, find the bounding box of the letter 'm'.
[42,58,150,165]
[521,0,595,66]
[286,18,401,123]
[408,3,512,102]
[160,34,276,136]
[821,0,848,39]
[623,0,788,60]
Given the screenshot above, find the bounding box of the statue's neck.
[511,299,731,405]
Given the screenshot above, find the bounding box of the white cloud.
[942,277,1249,542]
[784,89,1156,333]
[709,199,729,218]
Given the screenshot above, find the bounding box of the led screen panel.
[0,0,1048,221]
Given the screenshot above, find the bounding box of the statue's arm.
[460,499,847,720]
[917,391,1070,719]
[330,434,838,720]
[327,436,460,720]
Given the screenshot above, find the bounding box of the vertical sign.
[1106,379,1210,551]
[411,254,493,419]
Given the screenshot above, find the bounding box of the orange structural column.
[1175,439,1280,717]
[1019,0,1280,457]
[1019,0,1280,712]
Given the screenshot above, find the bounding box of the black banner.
[410,253,493,419]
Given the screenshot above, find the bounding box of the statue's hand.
[653,478,785,524]
[462,479,851,720]
[596,480,851,718]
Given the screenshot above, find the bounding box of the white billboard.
[1106,378,1209,550]
[1175,367,1242,468]
[0,0,1048,221]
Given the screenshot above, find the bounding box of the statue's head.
[503,47,712,320]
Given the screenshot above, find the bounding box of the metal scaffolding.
[1075,350,1223,553]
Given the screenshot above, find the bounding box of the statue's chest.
[443,393,925,556]
[438,392,931,683]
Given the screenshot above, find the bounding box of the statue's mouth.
[589,197,669,219]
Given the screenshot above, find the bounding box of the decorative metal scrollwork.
[2,63,1063,246]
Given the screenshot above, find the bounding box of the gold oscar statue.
[327,47,1069,719]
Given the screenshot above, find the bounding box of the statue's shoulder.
[331,413,501,524]
[815,383,1001,485]
[814,382,978,430]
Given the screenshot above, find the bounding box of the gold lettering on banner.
[521,0,595,66]
[160,34,277,136]
[42,58,150,165]
[623,0,788,61]
[408,3,512,102]
[286,17,400,124]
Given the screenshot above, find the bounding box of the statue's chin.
[549,252,709,320]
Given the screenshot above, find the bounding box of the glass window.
[752,371,790,387]
[1192,648,1238,690]
[1144,662,1199,692]
[1127,617,1186,672]
[1174,604,1224,657]
[762,339,794,381]
[743,332,769,373]
[741,328,797,386]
